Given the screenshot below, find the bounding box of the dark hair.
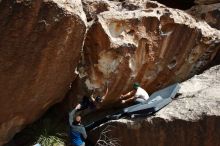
[95,96,102,102]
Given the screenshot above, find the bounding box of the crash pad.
[85,83,180,130]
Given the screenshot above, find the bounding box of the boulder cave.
[1,0,220,146]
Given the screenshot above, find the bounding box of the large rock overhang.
[78,7,220,104]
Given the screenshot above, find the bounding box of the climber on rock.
[69,108,87,146]
[120,82,149,104]
[74,86,109,111]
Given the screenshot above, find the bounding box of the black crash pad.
[85,83,180,131]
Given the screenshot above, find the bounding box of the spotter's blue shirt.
[69,109,87,146]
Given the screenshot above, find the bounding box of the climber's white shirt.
[134,87,149,100]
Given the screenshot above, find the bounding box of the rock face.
[76,0,220,105]
[89,65,220,146]
[1,0,220,145]
[154,0,220,9]
[0,0,86,145]
[187,3,220,30]
[194,0,220,5]
[186,2,220,68]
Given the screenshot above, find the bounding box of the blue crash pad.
[85,83,180,130]
[117,83,180,117]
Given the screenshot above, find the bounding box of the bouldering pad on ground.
[85,83,180,131]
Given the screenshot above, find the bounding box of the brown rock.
[0,0,86,145]
[187,3,220,30]
[82,0,110,21]
[194,0,220,5]
[153,0,219,9]
[81,0,166,21]
[89,65,220,146]
[77,2,220,105]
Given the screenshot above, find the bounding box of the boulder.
[154,0,220,9]
[194,0,220,5]
[89,65,220,146]
[1,0,220,145]
[0,0,86,145]
[82,0,166,21]
[76,0,220,105]
[187,3,220,30]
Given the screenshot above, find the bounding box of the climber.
[69,108,87,146]
[75,86,109,111]
[120,82,149,104]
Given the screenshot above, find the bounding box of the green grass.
[34,118,67,146]
[37,135,64,146]
[19,117,68,146]
[11,106,70,146]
